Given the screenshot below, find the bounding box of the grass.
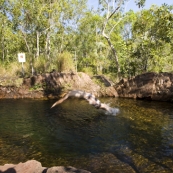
[0,62,24,87]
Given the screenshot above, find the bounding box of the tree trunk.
[45,31,50,60]
[22,32,31,54]
[36,31,40,59]
[1,22,5,61]
[2,36,5,62]
[104,35,120,73]
[101,0,123,77]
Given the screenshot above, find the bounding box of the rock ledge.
[0,160,91,173]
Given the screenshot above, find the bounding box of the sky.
[87,0,173,12]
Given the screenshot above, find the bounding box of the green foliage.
[33,56,48,74]
[0,62,23,86]
[0,62,21,77]
[0,0,173,80]
[29,83,43,91]
[127,5,173,76]
[55,52,75,73]
[82,67,94,76]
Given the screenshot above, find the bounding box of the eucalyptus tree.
[52,0,87,54]
[4,0,51,74]
[76,11,108,74]
[97,0,146,76]
[0,0,21,62]
[2,0,88,73]
[116,10,137,76]
[131,4,173,74]
[0,0,9,62]
[11,0,65,58]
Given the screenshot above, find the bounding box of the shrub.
[0,61,21,77]
[82,67,94,76]
[55,52,75,73]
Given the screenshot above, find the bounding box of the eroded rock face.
[0,160,91,173]
[0,72,118,99]
[115,72,173,101]
[0,72,173,102]
[23,72,101,97]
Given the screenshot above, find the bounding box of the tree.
[98,0,146,76]
[2,0,88,73]
[0,0,22,63]
[131,4,173,74]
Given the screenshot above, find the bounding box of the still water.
[0,98,173,173]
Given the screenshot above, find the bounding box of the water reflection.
[0,98,173,173]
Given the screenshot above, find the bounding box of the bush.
[82,67,94,76]
[33,56,47,74]
[55,52,75,73]
[0,61,21,77]
[27,55,53,75]
[0,62,23,86]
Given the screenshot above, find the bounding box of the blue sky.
[87,0,173,12]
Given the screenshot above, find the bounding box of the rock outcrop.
[115,72,173,102]
[0,72,118,99]
[0,160,90,173]
[0,72,173,102]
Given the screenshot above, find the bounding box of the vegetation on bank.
[0,0,173,80]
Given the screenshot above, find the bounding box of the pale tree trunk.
[1,22,5,61]
[22,31,31,54]
[45,1,53,61]
[45,31,51,60]
[36,31,40,59]
[1,12,5,62]
[44,31,51,72]
[103,32,120,73]
[59,35,64,54]
[21,31,35,75]
[101,0,123,76]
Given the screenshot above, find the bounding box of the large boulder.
[23,72,101,97]
[115,72,173,101]
[0,160,90,173]
[0,72,118,99]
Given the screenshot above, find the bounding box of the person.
[51,90,119,115]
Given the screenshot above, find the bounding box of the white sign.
[18,53,26,63]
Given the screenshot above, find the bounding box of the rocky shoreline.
[0,71,173,102]
[115,72,173,102]
[0,72,118,99]
[0,160,91,173]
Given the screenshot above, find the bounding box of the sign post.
[18,53,26,77]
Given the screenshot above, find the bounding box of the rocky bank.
[0,71,172,102]
[0,71,118,99]
[0,160,90,173]
[115,72,173,102]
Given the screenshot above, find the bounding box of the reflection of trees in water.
[161,120,173,157]
[50,98,173,172]
[109,99,173,173]
[0,98,173,172]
